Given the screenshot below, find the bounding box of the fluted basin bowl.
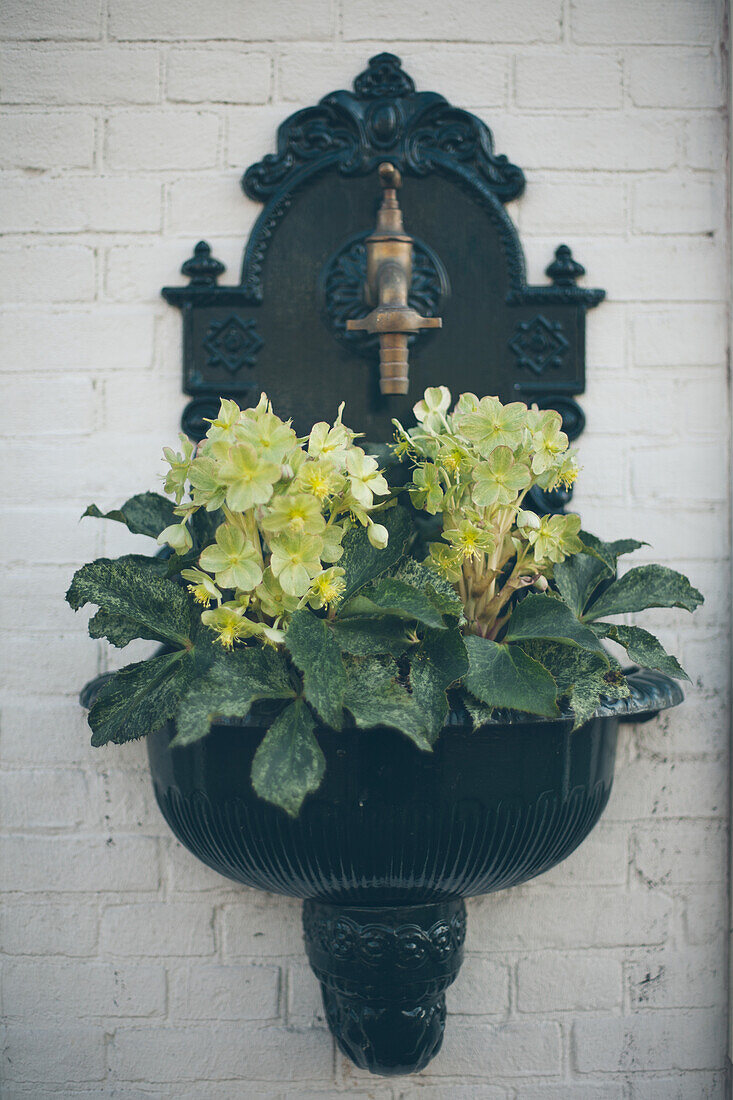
[147,668,681,1076]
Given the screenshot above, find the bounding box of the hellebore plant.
[68,389,702,817]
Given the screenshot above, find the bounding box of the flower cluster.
[392,387,583,638]
[159,396,390,648]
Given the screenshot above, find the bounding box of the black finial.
[181,240,226,286]
[545,244,585,287]
[354,53,415,99]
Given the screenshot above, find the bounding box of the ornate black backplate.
[162,53,604,468]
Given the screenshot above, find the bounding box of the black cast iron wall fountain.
[154,54,680,1076]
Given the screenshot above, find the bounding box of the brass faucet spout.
[346,162,442,396]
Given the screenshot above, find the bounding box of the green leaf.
[83,492,178,539]
[88,650,191,746]
[464,635,560,719]
[583,564,704,621]
[340,578,446,630]
[581,531,646,572]
[339,506,411,601]
[285,609,347,728]
[343,656,432,751]
[504,594,608,656]
[392,558,464,618]
[88,608,144,649]
[409,626,469,741]
[251,699,325,818]
[591,622,689,681]
[331,616,412,657]
[554,551,612,618]
[520,639,629,730]
[66,555,194,648]
[172,647,296,748]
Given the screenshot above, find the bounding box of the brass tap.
[346,162,442,395]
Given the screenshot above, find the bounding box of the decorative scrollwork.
[509,315,569,377]
[203,316,262,376]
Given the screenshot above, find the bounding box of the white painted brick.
[0,177,162,234]
[0,834,159,892]
[0,768,89,828]
[628,49,722,109]
[492,112,679,171]
[289,1091,397,1100]
[3,959,166,1019]
[573,503,728,561]
[637,691,728,757]
[105,239,232,301]
[582,374,677,440]
[685,113,727,170]
[169,961,280,1020]
[88,766,168,832]
[515,54,622,109]
[163,837,235,893]
[633,820,727,887]
[678,629,730,696]
[277,45,510,107]
[0,900,98,956]
[627,1071,728,1099]
[468,887,672,950]
[517,952,622,1012]
[110,0,334,40]
[683,885,728,945]
[0,110,96,167]
[633,175,723,235]
[632,304,727,367]
[537,822,628,886]
[396,1087,509,1100]
[1,46,160,105]
[512,1086,624,1100]
[519,177,627,235]
[447,955,510,1015]
[1,1025,106,1083]
[1,507,99,568]
[343,0,563,42]
[0,694,95,766]
[109,1022,333,1081]
[0,245,95,303]
[286,959,326,1028]
[167,49,271,103]
[627,944,725,1009]
[100,902,215,956]
[423,1019,561,1076]
[220,894,304,957]
[106,109,220,170]
[675,371,729,436]
[0,634,99,696]
[0,307,156,374]
[573,1009,725,1071]
[606,756,727,821]
[0,0,102,40]
[571,0,717,45]
[167,173,257,235]
[5,376,97,436]
[631,442,728,503]
[574,433,628,498]
[585,301,627,366]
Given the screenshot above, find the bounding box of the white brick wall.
[0,1,729,1096]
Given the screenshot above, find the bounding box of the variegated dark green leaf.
[584,565,703,621]
[504,594,608,656]
[339,506,411,601]
[251,699,325,817]
[554,552,612,618]
[88,650,191,746]
[343,656,432,751]
[520,639,629,730]
[83,492,177,539]
[331,616,412,657]
[591,622,689,680]
[409,626,468,741]
[66,556,194,648]
[285,609,347,728]
[464,635,560,719]
[581,531,646,572]
[392,559,464,618]
[340,578,446,630]
[172,647,295,748]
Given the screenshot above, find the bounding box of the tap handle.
[378,162,402,191]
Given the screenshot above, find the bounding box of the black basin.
[146,668,681,1076]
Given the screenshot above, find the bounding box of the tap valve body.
[346,163,442,395]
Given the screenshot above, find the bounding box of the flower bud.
[367,522,389,550]
[517,509,540,531]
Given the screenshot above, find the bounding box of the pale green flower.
[261,491,326,537]
[235,410,298,464]
[269,532,324,597]
[527,513,583,564]
[345,449,389,508]
[531,417,569,476]
[308,410,353,458]
[409,462,444,514]
[307,566,346,610]
[460,396,527,456]
[187,455,227,511]
[367,522,389,549]
[427,541,463,582]
[413,385,451,431]
[199,523,263,592]
[472,446,531,508]
[219,442,280,511]
[255,568,299,618]
[181,567,221,608]
[320,523,345,563]
[445,518,496,562]
[296,456,344,501]
[201,604,262,649]
[204,398,243,444]
[162,435,195,503]
[157,521,193,554]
